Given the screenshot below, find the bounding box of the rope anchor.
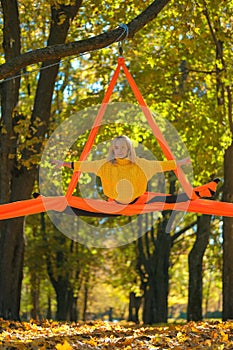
[118,23,129,56]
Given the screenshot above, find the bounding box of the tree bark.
[187,215,211,321]
[222,143,233,320]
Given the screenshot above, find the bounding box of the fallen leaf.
[56,340,72,350]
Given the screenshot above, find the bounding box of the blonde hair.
[107,135,137,163]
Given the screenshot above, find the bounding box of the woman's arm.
[52,159,106,173]
[137,157,191,180]
[158,157,191,171]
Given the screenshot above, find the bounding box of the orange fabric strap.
[120,59,193,196]
[66,196,233,218]
[1,195,233,220]
[0,196,67,220]
[66,57,193,198]
[66,61,122,198]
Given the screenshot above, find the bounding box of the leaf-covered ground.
[0,319,232,349]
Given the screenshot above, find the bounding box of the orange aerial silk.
[0,57,233,220]
[66,57,192,198]
[1,194,233,220]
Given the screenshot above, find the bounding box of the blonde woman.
[53,135,218,205]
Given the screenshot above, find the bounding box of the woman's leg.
[62,207,121,217]
[147,193,190,204]
[147,179,220,204]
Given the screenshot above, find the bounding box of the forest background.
[0,0,232,326]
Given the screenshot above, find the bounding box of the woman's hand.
[52,160,64,168]
[177,157,191,166]
[52,160,73,168]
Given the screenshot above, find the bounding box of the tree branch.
[0,0,170,80]
[171,220,198,243]
[201,0,233,135]
[202,0,225,66]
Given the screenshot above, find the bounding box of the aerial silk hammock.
[1,54,233,220]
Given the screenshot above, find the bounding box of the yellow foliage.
[56,340,72,350]
[57,13,67,25]
[0,319,233,348]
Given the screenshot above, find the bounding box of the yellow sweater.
[73,157,177,204]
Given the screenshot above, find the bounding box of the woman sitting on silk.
[53,135,218,205]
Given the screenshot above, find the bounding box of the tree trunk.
[56,285,78,321]
[41,213,80,322]
[0,0,22,320]
[222,143,233,320]
[0,219,24,320]
[144,232,171,324]
[187,215,211,321]
[137,214,171,324]
[47,294,52,319]
[82,277,89,321]
[128,292,141,323]
[0,1,82,320]
[30,273,40,320]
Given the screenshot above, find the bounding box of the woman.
[53,135,217,204]
[53,135,198,204]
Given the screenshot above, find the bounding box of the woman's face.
[113,139,129,159]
